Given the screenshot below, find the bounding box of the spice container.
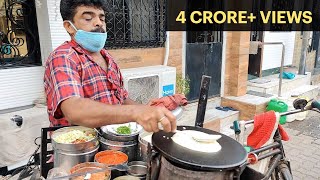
[127,161,147,180]
[95,150,129,179]
[69,162,111,180]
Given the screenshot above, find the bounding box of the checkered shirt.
[44,40,128,127]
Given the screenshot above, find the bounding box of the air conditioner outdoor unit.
[121,65,176,104]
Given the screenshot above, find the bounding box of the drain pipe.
[260,42,285,97]
[163,31,170,66]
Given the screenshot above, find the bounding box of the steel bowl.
[100,123,142,142]
[127,161,147,179]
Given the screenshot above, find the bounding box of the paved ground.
[283,110,320,180]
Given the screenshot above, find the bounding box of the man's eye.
[85,18,92,21]
[100,18,105,22]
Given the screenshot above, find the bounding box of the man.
[43,0,176,133]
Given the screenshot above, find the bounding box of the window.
[0,0,41,68]
[104,0,166,49]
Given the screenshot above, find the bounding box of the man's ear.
[63,21,76,35]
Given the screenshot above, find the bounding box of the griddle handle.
[195,75,211,128]
[150,153,161,180]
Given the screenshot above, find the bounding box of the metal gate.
[186,31,223,101]
[0,0,41,67]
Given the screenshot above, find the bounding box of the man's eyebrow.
[82,11,95,16]
[81,11,105,17]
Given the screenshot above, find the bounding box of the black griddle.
[152,126,247,171]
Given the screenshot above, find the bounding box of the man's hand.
[133,105,176,133]
[146,98,156,106]
[60,97,176,132]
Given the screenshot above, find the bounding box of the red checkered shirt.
[44,40,128,127]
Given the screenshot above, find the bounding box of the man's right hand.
[133,105,177,133]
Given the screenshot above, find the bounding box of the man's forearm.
[61,97,137,128]
[123,98,140,105]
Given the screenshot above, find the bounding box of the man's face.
[64,5,106,35]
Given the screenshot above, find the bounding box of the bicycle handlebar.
[234,100,320,127]
[311,101,320,111]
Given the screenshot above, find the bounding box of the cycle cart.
[233,98,320,180]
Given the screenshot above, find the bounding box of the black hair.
[60,0,108,21]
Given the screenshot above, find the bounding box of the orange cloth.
[247,111,289,149]
[149,94,188,111]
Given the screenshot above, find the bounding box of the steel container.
[99,136,137,162]
[51,126,99,171]
[127,161,147,180]
[137,131,153,162]
[99,124,141,161]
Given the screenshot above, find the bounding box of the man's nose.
[94,17,103,27]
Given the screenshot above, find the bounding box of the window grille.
[104,0,166,49]
[0,0,41,68]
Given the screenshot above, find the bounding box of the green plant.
[176,74,190,95]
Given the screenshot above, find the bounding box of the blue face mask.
[68,21,107,52]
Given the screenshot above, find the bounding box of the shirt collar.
[69,39,86,54]
[68,39,112,68]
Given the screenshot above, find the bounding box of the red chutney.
[95,150,128,165]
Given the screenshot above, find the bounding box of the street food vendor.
[43,0,176,133]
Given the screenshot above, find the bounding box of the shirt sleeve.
[46,54,84,119]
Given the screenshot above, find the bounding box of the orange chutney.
[95,150,128,165]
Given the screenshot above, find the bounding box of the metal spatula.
[191,134,222,143]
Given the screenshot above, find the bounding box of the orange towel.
[247,111,289,149]
[149,94,188,111]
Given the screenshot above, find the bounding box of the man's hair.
[60,0,108,21]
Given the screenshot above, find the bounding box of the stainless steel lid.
[52,126,98,152]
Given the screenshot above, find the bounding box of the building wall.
[0,67,44,111]
[0,0,184,111]
[110,31,183,74]
[0,1,49,112]
[224,32,251,96]
[35,0,53,65]
[292,32,316,72]
[292,33,302,68]
[167,32,183,74]
[40,0,183,73]
[261,32,296,70]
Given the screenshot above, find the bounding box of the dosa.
[171,130,222,153]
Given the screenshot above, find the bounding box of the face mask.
[68,21,107,52]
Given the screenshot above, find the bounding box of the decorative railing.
[104,0,166,49]
[0,0,41,67]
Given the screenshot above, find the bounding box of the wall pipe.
[163,31,170,66]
